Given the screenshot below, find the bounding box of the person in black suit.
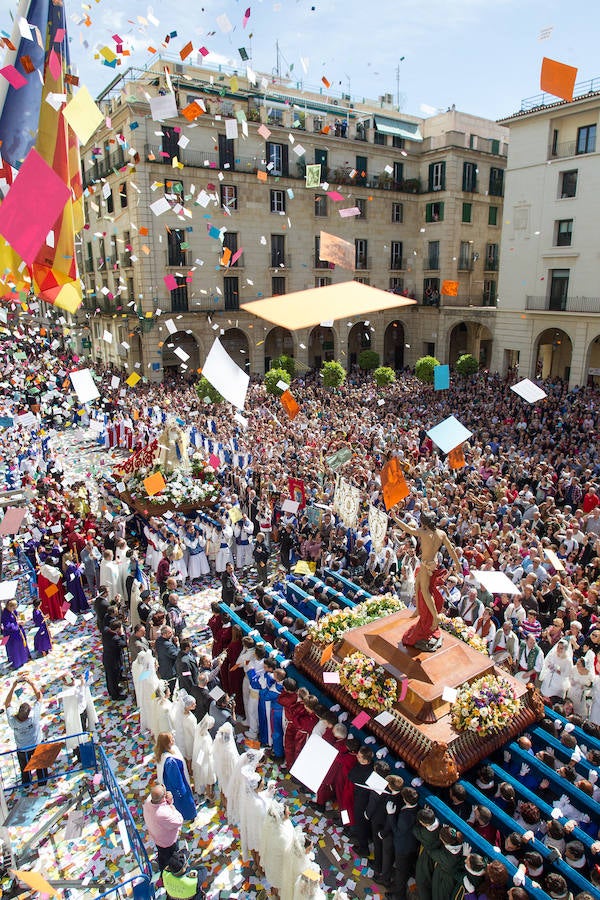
[102,619,127,700]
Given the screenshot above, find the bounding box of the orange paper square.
[257,170,268,182]
[540,57,578,102]
[220,246,232,267]
[280,390,300,420]
[182,101,204,122]
[441,280,459,297]
[144,471,166,496]
[380,458,409,511]
[180,41,193,61]
[139,226,149,236]
[320,643,334,665]
[448,444,466,470]
[45,583,58,597]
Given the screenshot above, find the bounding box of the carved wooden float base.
[293,610,544,787]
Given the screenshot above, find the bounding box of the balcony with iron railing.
[120,254,133,269]
[222,252,245,268]
[354,256,371,271]
[424,258,440,271]
[457,257,473,272]
[484,259,499,271]
[548,139,597,160]
[165,251,190,267]
[313,254,334,270]
[390,257,407,271]
[269,253,292,269]
[526,295,600,313]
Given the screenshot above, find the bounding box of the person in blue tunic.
[1,599,31,670]
[154,732,197,823]
[62,552,90,613]
[32,598,52,655]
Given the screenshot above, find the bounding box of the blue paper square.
[434,364,450,391]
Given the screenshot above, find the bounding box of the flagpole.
[0,0,32,117]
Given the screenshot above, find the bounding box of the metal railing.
[269,253,292,269]
[526,295,600,313]
[389,257,406,271]
[165,251,190,267]
[484,259,499,271]
[521,75,600,111]
[0,732,96,795]
[313,254,333,270]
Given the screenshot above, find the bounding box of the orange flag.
[380,458,409,511]
[540,57,578,102]
[280,390,300,420]
[448,444,466,470]
[441,280,459,296]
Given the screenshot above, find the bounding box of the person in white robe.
[238,769,271,865]
[144,520,163,572]
[183,528,210,582]
[172,692,197,779]
[235,640,257,726]
[170,538,188,583]
[539,639,572,700]
[234,516,254,570]
[133,649,159,733]
[260,798,294,891]
[61,674,98,752]
[226,748,264,827]
[590,672,600,727]
[192,714,216,801]
[567,658,594,717]
[293,863,327,900]
[215,524,234,573]
[151,681,175,739]
[281,826,314,900]
[213,721,239,811]
[99,550,120,602]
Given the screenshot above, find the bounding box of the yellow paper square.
[229,506,242,524]
[125,372,141,387]
[62,85,104,144]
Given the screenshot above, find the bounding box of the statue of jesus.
[394,511,463,652]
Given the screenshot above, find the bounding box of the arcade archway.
[308,325,335,369]
[586,333,600,385]
[161,330,200,372]
[221,327,250,372]
[264,326,294,371]
[384,320,405,370]
[534,328,573,381]
[448,321,493,367]
[347,322,372,369]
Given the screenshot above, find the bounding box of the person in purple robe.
[32,598,52,656]
[63,552,90,613]
[1,599,31,670]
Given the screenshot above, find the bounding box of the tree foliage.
[264,367,291,396]
[272,354,296,379]
[195,377,223,404]
[321,360,346,388]
[373,366,396,387]
[415,355,441,385]
[455,353,479,376]
[358,349,380,371]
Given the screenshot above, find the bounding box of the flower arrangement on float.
[126,464,220,508]
[308,594,405,645]
[338,651,398,712]
[438,614,489,655]
[451,674,520,737]
[191,453,218,482]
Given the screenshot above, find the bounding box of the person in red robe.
[37,552,66,621]
[293,695,319,761]
[221,625,244,716]
[334,736,360,825]
[208,603,224,659]
[316,723,348,806]
[278,683,305,769]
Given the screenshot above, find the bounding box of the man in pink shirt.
[143,784,184,870]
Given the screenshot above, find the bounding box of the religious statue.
[157,420,190,474]
[393,511,463,652]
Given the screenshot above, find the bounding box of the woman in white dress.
[133,649,159,733]
[293,863,327,900]
[216,523,234,573]
[260,799,294,891]
[170,538,188,583]
[238,769,271,865]
[590,670,600,727]
[172,692,197,779]
[566,657,594,717]
[183,526,210,582]
[213,721,239,811]
[398,548,417,606]
[226,748,264,827]
[281,826,314,900]
[539,639,573,701]
[150,681,174,739]
[192,714,216,801]
[144,519,163,572]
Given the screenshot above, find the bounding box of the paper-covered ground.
[0,427,385,900]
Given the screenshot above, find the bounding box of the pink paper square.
[48,48,61,80]
[164,274,178,291]
[199,46,209,57]
[327,190,345,201]
[0,66,27,90]
[0,148,70,264]
[352,711,371,729]
[0,507,26,535]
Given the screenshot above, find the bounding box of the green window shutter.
[462,202,472,223]
[425,203,432,223]
[488,206,498,226]
[438,202,444,221]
